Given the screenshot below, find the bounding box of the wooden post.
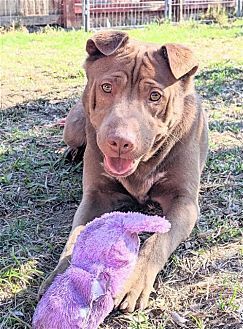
[63,0,76,28]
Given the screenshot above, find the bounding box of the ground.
[0,22,242,328]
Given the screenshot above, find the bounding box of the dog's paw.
[64,145,86,164]
[38,256,71,300]
[114,264,156,313]
[38,270,58,300]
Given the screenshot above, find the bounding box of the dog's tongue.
[104,156,133,175]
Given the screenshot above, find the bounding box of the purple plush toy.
[33,212,171,329]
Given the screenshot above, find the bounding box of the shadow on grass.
[195,66,242,101]
[209,117,243,133]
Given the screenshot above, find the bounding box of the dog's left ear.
[161,43,198,79]
[86,30,129,57]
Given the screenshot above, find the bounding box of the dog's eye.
[102,83,112,93]
[150,91,161,102]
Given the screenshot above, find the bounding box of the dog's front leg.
[63,97,86,149]
[114,194,199,312]
[38,183,133,299]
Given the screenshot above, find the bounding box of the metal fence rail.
[170,0,237,22]
[79,0,241,31]
[87,0,164,29]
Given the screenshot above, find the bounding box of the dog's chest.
[119,171,167,204]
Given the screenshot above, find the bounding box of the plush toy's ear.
[86,30,129,57]
[161,43,198,79]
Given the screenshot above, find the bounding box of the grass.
[0,21,243,328]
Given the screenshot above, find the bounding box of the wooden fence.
[0,0,241,28]
[0,0,62,26]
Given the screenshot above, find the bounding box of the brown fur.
[39,31,208,312]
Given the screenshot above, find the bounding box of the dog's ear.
[161,43,198,79]
[86,31,129,57]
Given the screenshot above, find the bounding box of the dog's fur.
[39,31,208,312]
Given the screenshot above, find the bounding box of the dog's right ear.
[161,43,198,79]
[86,30,129,57]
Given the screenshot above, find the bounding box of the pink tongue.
[105,156,133,175]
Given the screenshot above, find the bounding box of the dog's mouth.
[104,155,138,177]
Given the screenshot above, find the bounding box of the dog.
[39,30,208,313]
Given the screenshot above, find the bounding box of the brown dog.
[39,31,208,312]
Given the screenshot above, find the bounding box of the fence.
[80,1,166,30]
[67,0,242,30]
[0,0,62,26]
[0,0,242,29]
[170,0,237,22]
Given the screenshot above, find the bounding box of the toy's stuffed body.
[33,212,171,329]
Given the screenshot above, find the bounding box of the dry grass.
[0,22,242,328]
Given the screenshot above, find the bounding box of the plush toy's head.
[33,212,170,329]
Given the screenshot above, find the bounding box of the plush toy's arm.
[122,212,171,234]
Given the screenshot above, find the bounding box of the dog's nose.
[107,136,134,154]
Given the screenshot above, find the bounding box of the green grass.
[1,21,242,107]
[0,21,243,328]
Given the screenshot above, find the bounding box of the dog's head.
[83,31,198,177]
